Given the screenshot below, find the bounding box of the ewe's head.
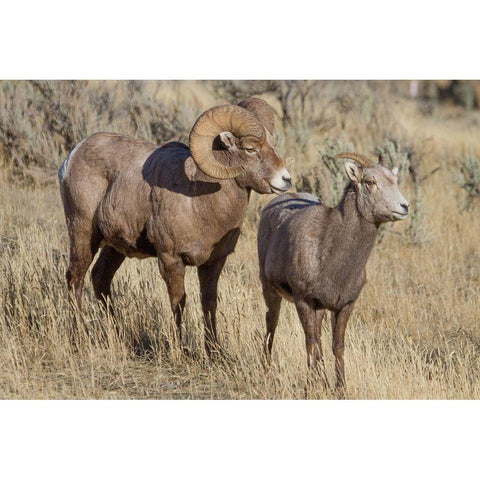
[336,152,410,224]
[189,97,291,194]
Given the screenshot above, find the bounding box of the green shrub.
[458,152,480,210]
[376,135,437,246]
[295,136,354,206]
[0,80,198,184]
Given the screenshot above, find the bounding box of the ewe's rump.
[258,192,321,252]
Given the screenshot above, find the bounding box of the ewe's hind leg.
[91,246,126,313]
[295,298,318,368]
[262,285,282,363]
[197,256,228,357]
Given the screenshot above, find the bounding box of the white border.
[1,400,478,479]
[1,1,479,477]
[2,1,479,79]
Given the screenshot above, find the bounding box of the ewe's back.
[257,192,321,275]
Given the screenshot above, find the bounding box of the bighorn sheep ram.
[257,152,409,392]
[59,97,291,354]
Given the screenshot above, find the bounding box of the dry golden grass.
[1,80,480,399]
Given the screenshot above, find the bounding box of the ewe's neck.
[335,184,379,258]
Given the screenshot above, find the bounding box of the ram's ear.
[344,162,363,184]
[218,131,236,150]
[391,166,399,176]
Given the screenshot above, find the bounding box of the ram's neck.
[186,153,250,229]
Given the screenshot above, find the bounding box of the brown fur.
[59,99,290,355]
[257,162,409,393]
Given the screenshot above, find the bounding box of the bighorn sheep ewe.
[59,97,291,354]
[257,152,409,391]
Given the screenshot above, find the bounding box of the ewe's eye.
[245,147,256,154]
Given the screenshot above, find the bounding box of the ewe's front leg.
[197,256,228,358]
[295,298,328,388]
[158,255,186,345]
[313,310,329,389]
[331,302,355,395]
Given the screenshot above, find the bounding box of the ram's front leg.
[197,256,228,358]
[158,254,186,346]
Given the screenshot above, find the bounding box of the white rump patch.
[58,137,87,182]
[58,157,69,182]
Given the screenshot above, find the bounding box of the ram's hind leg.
[65,222,102,333]
[91,246,126,314]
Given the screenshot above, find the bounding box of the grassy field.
[1,80,480,399]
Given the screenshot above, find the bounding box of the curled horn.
[237,97,275,136]
[189,104,265,179]
[334,152,377,167]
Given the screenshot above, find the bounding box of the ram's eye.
[245,147,256,153]
[365,179,376,186]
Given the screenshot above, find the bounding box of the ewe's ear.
[344,162,363,184]
[391,166,399,176]
[218,131,236,150]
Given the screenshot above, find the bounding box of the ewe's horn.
[334,152,376,167]
[189,104,265,179]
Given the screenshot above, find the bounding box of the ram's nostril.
[282,176,292,185]
[401,202,410,212]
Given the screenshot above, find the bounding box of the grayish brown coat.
[257,154,409,392]
[59,98,291,354]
